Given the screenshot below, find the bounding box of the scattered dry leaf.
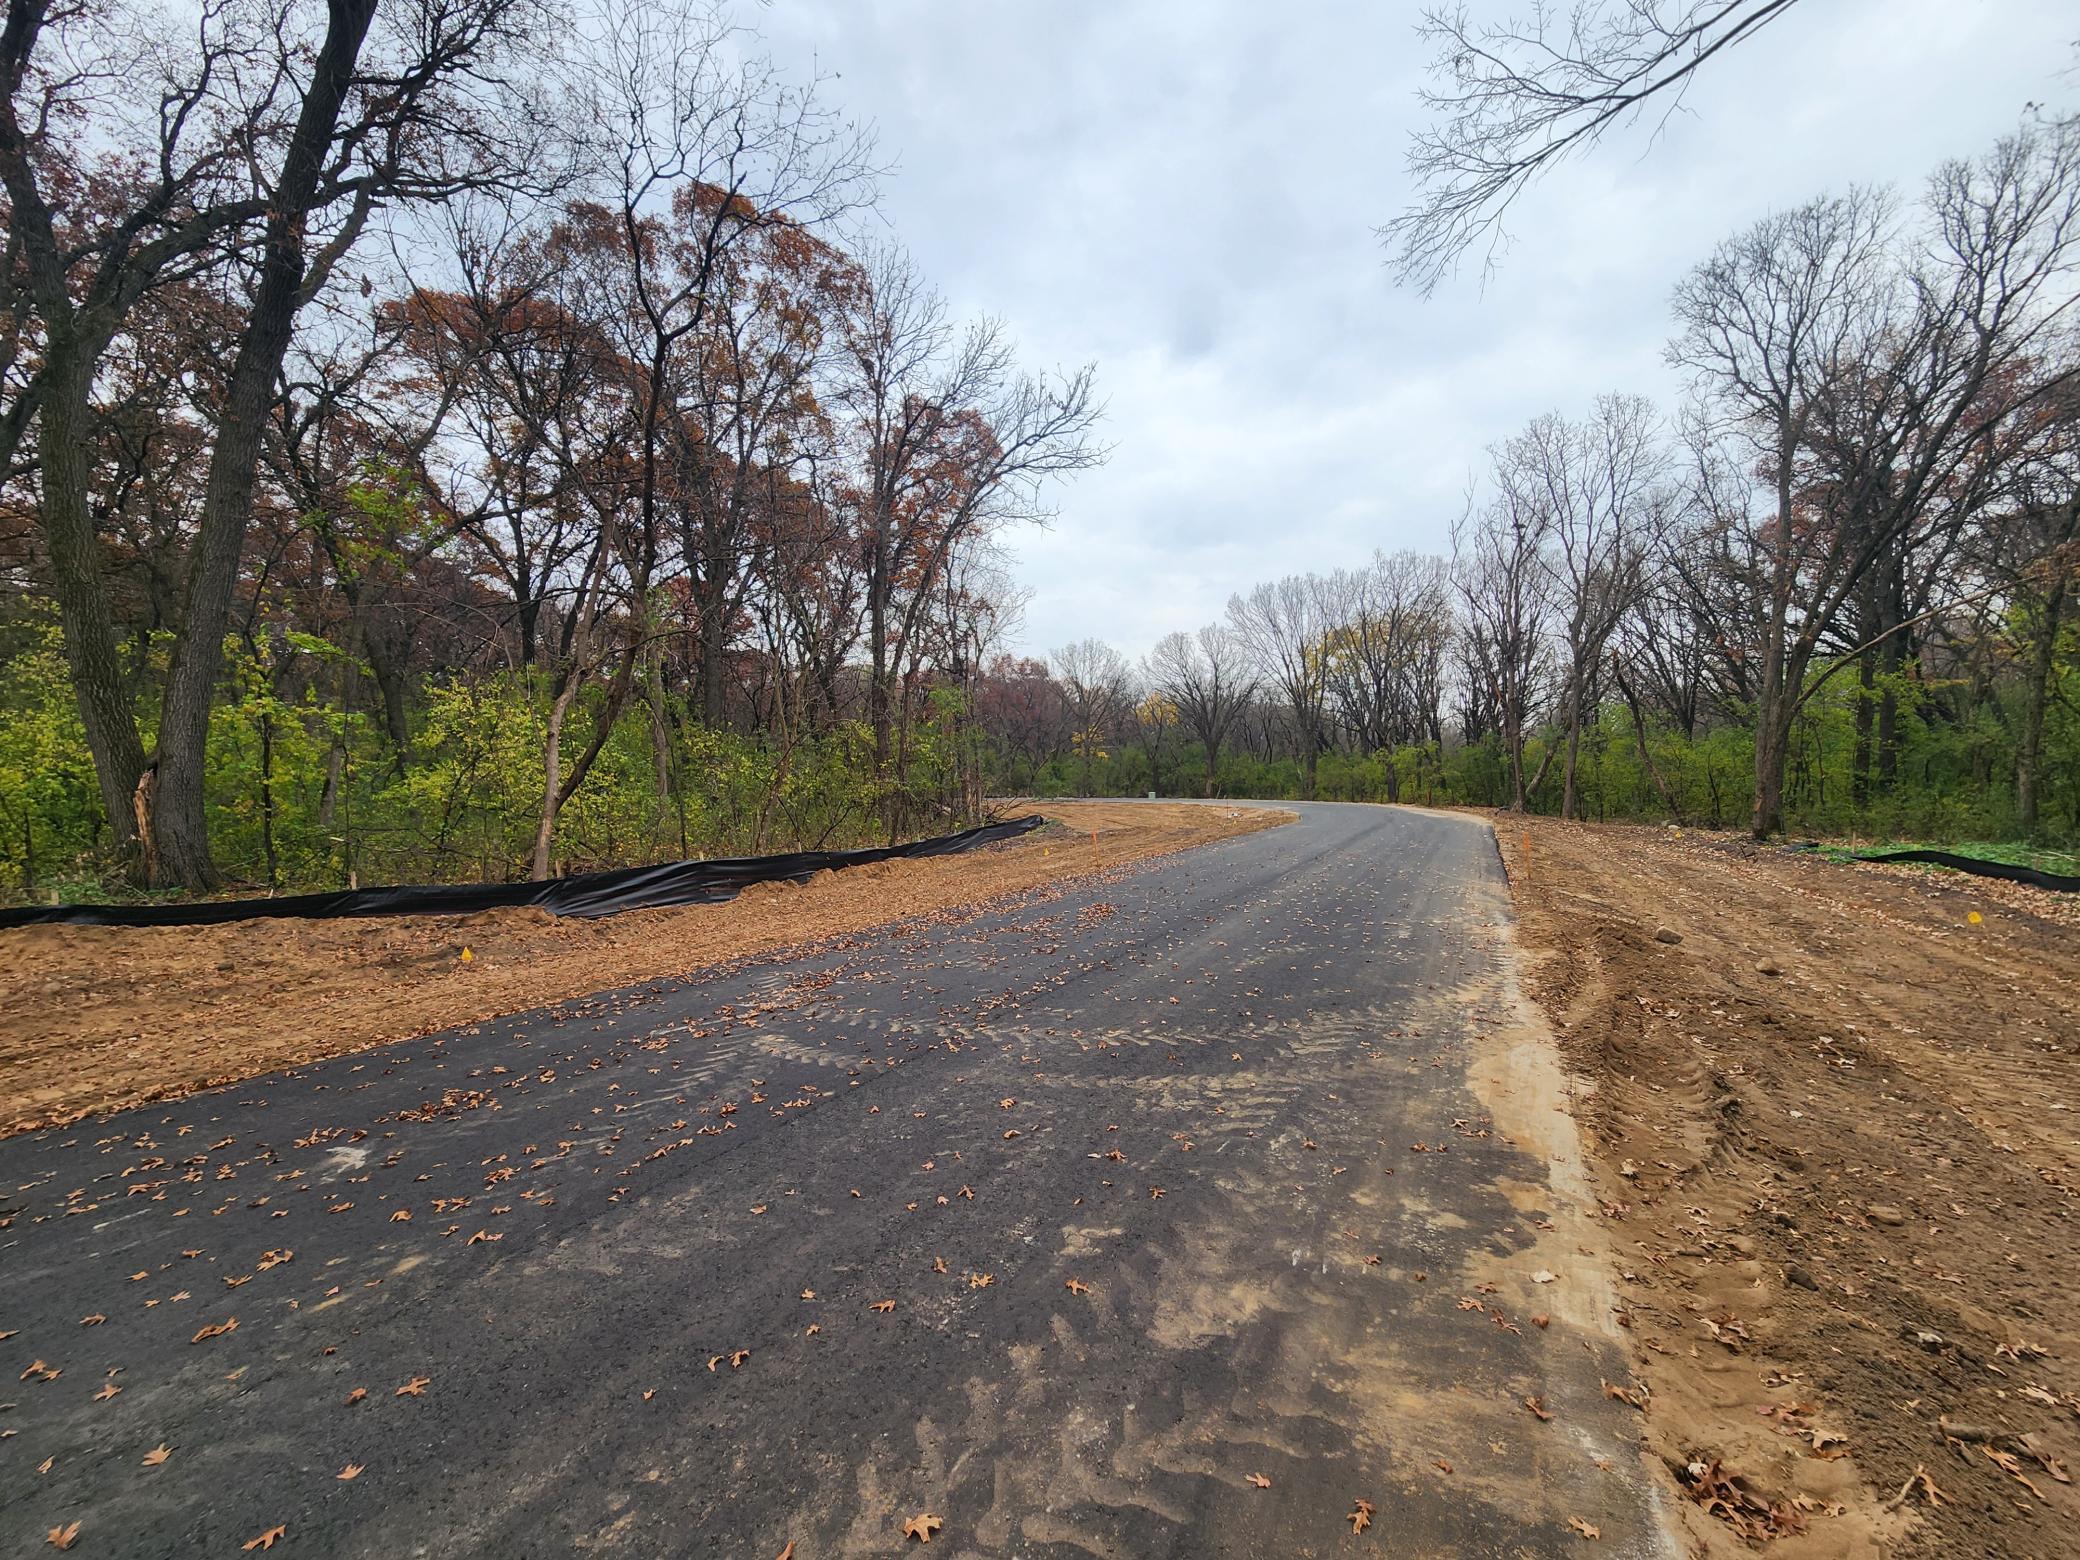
[901,1511,943,1543]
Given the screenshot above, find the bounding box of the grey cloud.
[755,0,2076,661]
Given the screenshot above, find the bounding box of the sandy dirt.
[1496,813,2080,1558]
[0,802,1286,1137]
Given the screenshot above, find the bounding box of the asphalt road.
[1,803,1672,1559]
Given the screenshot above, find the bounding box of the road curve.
[1,803,1672,1558]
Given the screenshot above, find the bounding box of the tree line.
[0,0,1100,897]
[996,116,2080,844]
[0,0,2072,904]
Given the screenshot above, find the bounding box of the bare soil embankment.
[1497,814,2080,1558]
[0,801,1287,1136]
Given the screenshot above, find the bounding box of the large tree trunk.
[2017,574,2065,834]
[868,559,891,775]
[36,339,148,848]
[1874,543,1906,794]
[1505,710,1527,812]
[1851,650,1874,811]
[531,675,578,881]
[148,0,379,890]
[699,584,728,727]
[1751,628,1791,841]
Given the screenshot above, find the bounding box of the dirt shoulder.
[1494,813,2080,1558]
[0,801,1287,1137]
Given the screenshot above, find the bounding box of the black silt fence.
[0,816,1047,930]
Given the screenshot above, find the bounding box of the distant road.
[1,803,1670,1558]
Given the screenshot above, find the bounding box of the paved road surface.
[1,803,1671,1558]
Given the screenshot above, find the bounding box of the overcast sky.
[753,0,2077,665]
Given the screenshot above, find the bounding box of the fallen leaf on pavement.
[1066,1278,1092,1295]
[338,1464,363,1481]
[1524,1395,1553,1421]
[345,1387,367,1405]
[1245,1472,1271,1489]
[395,1376,429,1397]
[93,1382,121,1401]
[901,1511,943,1543]
[871,1299,896,1312]
[242,1525,285,1551]
[1348,1498,1375,1533]
[191,1317,238,1343]
[143,1445,171,1467]
[47,1523,79,1551]
[1567,1515,1601,1539]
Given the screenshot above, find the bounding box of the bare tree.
[1320,550,1453,796]
[1147,624,1255,797]
[1668,185,1895,837]
[1498,397,1664,817]
[4,0,563,885]
[1384,0,1800,292]
[1227,573,1342,800]
[1673,119,2080,837]
[841,246,1104,801]
[1453,482,1554,810]
[1052,637,1132,797]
